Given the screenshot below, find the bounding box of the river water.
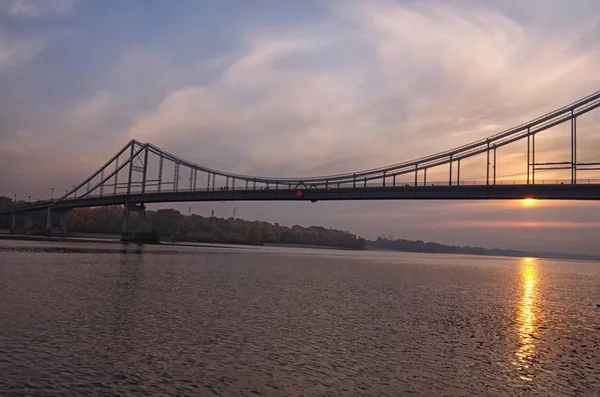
[0,240,598,396]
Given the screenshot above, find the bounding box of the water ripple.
[0,242,599,396]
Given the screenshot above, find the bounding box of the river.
[0,240,598,396]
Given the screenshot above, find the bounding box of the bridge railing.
[5,178,600,209]
[55,177,600,200]
[2,178,600,215]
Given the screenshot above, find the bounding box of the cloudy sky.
[2,0,600,254]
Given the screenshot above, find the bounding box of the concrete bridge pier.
[10,212,32,235]
[122,202,146,234]
[46,208,70,236]
[121,203,157,244]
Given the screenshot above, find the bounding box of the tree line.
[365,237,600,261]
[0,196,365,249]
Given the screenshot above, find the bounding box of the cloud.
[125,0,600,183]
[0,0,77,72]
[1,0,76,18]
[0,28,46,71]
[4,1,600,189]
[73,90,112,123]
[438,220,600,229]
[7,0,39,18]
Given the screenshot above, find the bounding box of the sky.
[1,0,600,255]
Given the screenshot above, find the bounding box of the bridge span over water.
[2,91,600,237]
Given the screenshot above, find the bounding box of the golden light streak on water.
[514,257,537,381]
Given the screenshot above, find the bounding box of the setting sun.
[521,198,537,207]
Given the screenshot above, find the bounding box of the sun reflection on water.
[514,257,537,381]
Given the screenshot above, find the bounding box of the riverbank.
[0,233,357,250]
[0,233,120,244]
[2,232,599,262]
[0,234,254,250]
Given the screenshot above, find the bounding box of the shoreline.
[1,233,599,263]
[0,234,350,251]
[0,234,256,250]
[0,233,361,250]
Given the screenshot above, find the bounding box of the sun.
[521,198,537,206]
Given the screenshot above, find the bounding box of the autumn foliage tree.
[0,196,364,249]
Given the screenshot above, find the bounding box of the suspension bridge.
[2,91,600,239]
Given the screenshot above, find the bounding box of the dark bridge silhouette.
[2,90,600,238]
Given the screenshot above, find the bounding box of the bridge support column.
[532,133,535,184]
[449,155,453,186]
[493,146,497,185]
[10,212,16,234]
[127,143,135,196]
[174,163,180,191]
[46,209,70,236]
[114,157,119,195]
[574,116,577,183]
[46,208,52,231]
[10,213,33,235]
[158,155,164,192]
[121,203,156,244]
[141,144,149,194]
[571,112,577,184]
[486,140,490,185]
[414,164,418,186]
[527,130,530,184]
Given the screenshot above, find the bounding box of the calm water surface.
[0,240,599,396]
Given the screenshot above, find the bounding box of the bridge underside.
[3,184,599,215]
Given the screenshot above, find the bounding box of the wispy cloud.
[125,0,600,182]
[439,220,600,229]
[0,0,77,72]
[1,0,76,18]
[0,27,46,71]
